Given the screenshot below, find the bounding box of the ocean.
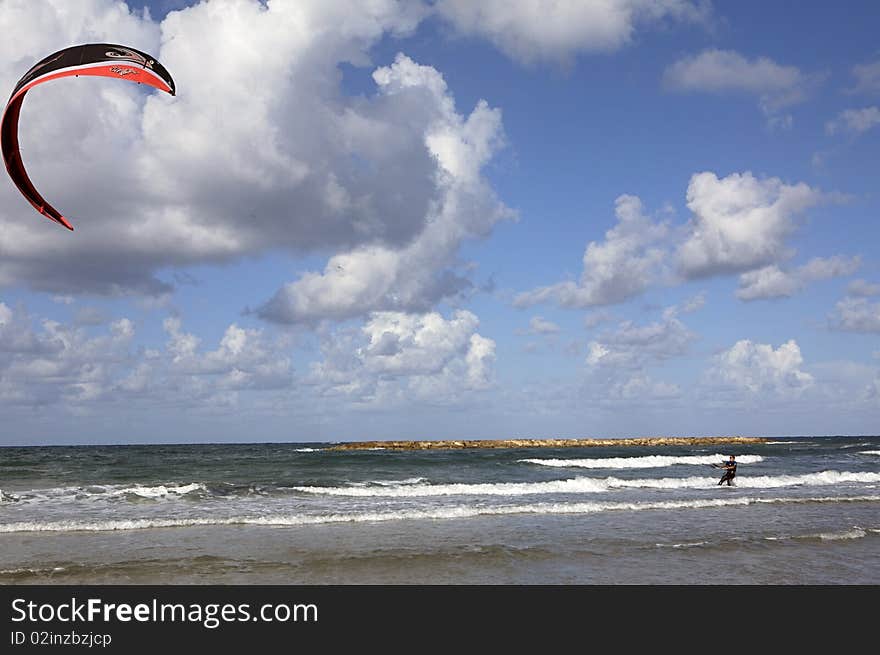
[1,436,878,584]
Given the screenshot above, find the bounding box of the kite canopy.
[0,43,176,231]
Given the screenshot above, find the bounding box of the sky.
[0,0,878,445]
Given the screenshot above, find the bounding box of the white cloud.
[0,302,293,410]
[309,309,496,403]
[521,316,561,335]
[585,310,696,370]
[1,302,497,414]
[681,291,706,313]
[736,256,860,301]
[160,318,292,390]
[580,308,690,407]
[605,374,681,401]
[256,53,512,324]
[583,310,613,329]
[515,170,827,310]
[825,106,880,135]
[1,0,515,318]
[676,171,824,279]
[849,59,880,95]
[709,339,813,396]
[847,279,880,297]
[514,195,668,309]
[832,297,880,333]
[434,0,710,65]
[663,49,822,116]
[0,304,137,405]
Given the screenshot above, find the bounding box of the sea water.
[1,436,878,584]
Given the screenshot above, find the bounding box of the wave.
[520,454,764,469]
[765,526,880,543]
[119,483,204,498]
[294,448,322,453]
[3,482,206,504]
[371,477,427,487]
[1,494,876,534]
[0,566,67,576]
[815,528,869,541]
[656,541,709,549]
[7,471,878,506]
[291,470,880,497]
[859,451,880,456]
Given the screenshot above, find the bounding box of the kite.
[1,43,176,231]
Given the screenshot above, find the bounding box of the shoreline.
[329,436,768,451]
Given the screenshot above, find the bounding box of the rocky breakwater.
[329,436,768,451]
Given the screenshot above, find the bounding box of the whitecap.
[520,454,764,469]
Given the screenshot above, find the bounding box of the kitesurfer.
[715,454,736,486]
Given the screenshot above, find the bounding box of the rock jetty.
[329,436,766,451]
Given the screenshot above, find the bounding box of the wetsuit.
[718,460,736,486]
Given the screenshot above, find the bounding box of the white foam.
[372,477,428,486]
[1,494,876,533]
[291,470,880,497]
[816,528,868,541]
[0,566,66,575]
[112,483,205,499]
[294,448,322,452]
[859,450,880,456]
[520,454,764,469]
[6,482,206,504]
[291,477,610,497]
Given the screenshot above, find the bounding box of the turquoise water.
[1,436,878,583]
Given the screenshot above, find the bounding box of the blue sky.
[0,0,878,445]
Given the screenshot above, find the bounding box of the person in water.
[716,455,736,486]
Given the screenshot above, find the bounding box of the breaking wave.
[291,470,880,497]
[1,494,877,534]
[520,454,764,469]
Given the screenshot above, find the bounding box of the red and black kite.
[1,43,176,231]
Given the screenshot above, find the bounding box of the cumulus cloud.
[514,195,669,309]
[604,373,681,401]
[663,49,823,122]
[1,0,515,319]
[585,308,697,370]
[736,256,860,301]
[0,302,137,406]
[434,0,710,65]
[708,339,813,396]
[832,297,880,333]
[256,54,512,324]
[308,309,496,404]
[825,106,880,135]
[847,279,880,297]
[514,170,828,311]
[676,171,824,279]
[578,306,691,406]
[0,301,293,410]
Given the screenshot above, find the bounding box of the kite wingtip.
[58,216,74,231]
